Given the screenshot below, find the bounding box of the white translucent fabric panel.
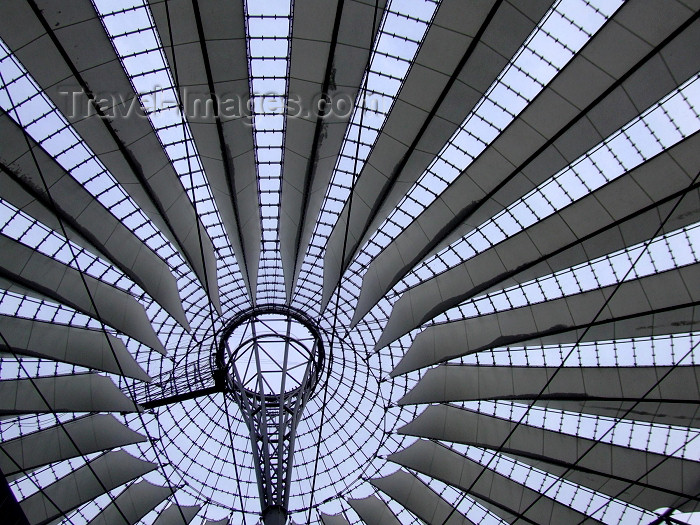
[320,512,350,525]
[87,480,171,525]
[366,0,622,258]
[94,0,245,312]
[355,2,700,336]
[93,0,230,245]
[372,469,475,525]
[439,222,700,323]
[0,39,180,269]
[392,262,700,375]
[348,495,401,525]
[390,439,603,524]
[411,75,700,296]
[0,233,165,353]
[399,405,700,513]
[376,129,700,346]
[293,0,438,310]
[0,167,188,329]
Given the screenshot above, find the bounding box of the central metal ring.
[216,305,327,522]
[217,305,325,400]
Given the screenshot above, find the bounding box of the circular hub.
[218,306,325,399]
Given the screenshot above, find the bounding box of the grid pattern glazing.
[1,0,700,524]
[292,0,439,311]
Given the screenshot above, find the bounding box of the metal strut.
[218,306,325,524]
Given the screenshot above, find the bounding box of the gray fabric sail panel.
[0,414,145,476]
[432,13,700,258]
[322,0,557,311]
[0,316,150,382]
[19,450,156,525]
[152,504,200,525]
[502,448,700,514]
[319,0,505,309]
[451,3,699,251]
[399,405,700,512]
[371,469,474,525]
[287,0,388,300]
[0,112,190,330]
[0,374,137,415]
[357,1,700,332]
[0,233,165,354]
[399,364,700,406]
[347,495,401,525]
[320,513,350,525]
[148,0,259,297]
[159,0,259,298]
[373,130,700,345]
[279,0,340,299]
[391,263,700,376]
[0,0,220,311]
[87,480,171,525]
[389,439,601,524]
[0,3,165,245]
[533,399,700,428]
[351,0,555,290]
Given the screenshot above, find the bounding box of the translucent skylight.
[362,0,622,261]
[293,0,439,309]
[1,1,699,524]
[400,73,700,295]
[244,0,293,303]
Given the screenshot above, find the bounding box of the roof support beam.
[0,467,29,525]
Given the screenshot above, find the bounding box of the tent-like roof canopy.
[1,0,700,523]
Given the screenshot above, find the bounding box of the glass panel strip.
[244,0,293,303]
[92,0,247,299]
[361,0,622,265]
[292,0,439,311]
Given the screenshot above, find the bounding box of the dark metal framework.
[217,306,325,524]
[1,0,700,524]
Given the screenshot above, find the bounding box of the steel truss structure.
[218,307,325,525]
[1,0,700,524]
